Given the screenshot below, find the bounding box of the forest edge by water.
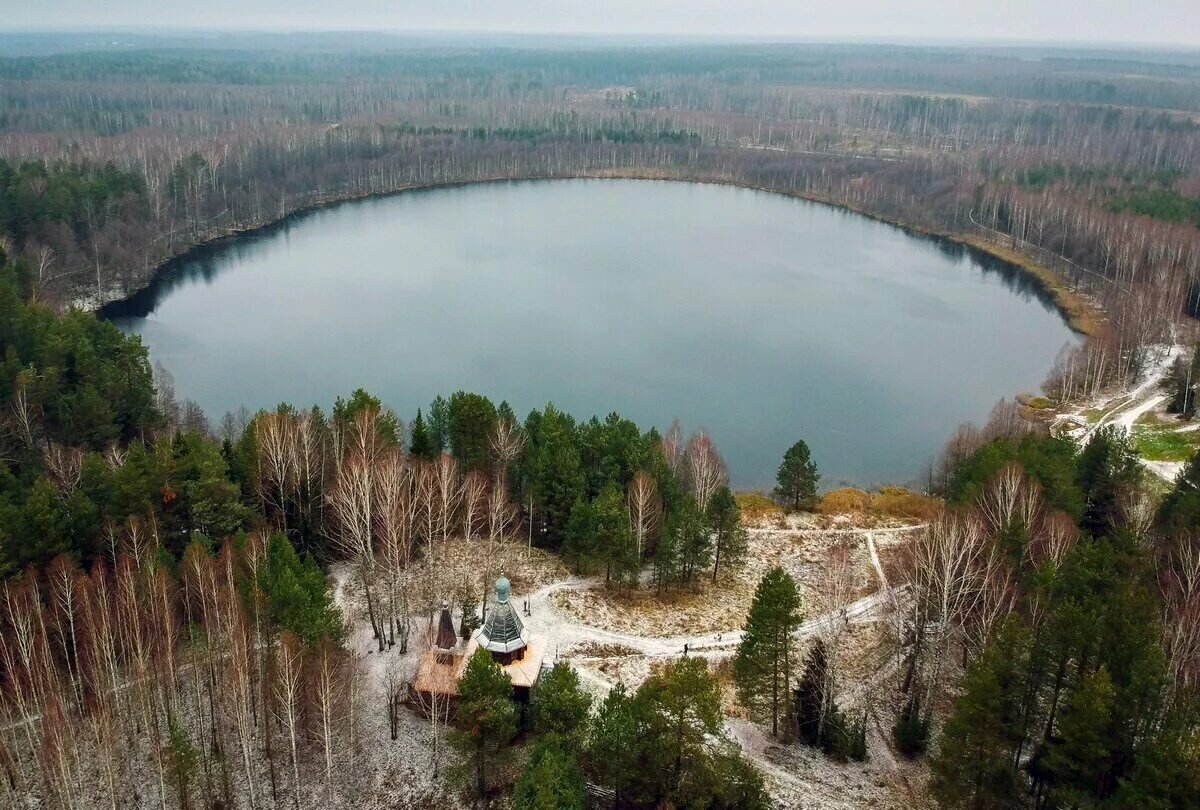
[96,171,1103,337]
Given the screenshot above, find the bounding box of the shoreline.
[95,169,1103,336]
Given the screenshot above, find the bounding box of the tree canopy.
[774,439,819,510]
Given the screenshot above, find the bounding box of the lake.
[106,179,1078,490]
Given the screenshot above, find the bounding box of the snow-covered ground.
[1056,344,1190,481]
[336,518,928,808]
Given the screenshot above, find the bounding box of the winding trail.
[505,522,925,803]
[1056,345,1185,481]
[520,525,920,683]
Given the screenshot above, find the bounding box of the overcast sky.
[5,0,1199,47]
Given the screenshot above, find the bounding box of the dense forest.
[2,36,1200,808]
[0,243,765,806]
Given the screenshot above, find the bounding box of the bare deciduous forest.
[3,41,1200,384]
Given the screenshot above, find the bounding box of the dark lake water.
[107,179,1078,490]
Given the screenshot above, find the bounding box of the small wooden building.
[410,576,547,706]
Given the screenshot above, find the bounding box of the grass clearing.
[1132,424,1200,462]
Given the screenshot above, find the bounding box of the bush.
[735,491,782,520]
[893,694,931,758]
[869,487,942,521]
[818,487,870,514]
[848,711,869,762]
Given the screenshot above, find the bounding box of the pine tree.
[893,693,931,758]
[734,567,802,736]
[593,483,638,586]
[774,439,820,511]
[587,683,639,805]
[668,497,711,584]
[847,711,868,762]
[259,533,343,644]
[528,405,585,549]
[1041,668,1115,807]
[459,592,480,640]
[653,517,680,591]
[447,391,498,471]
[707,485,747,583]
[531,663,592,745]
[1157,449,1200,533]
[563,498,596,572]
[931,625,1026,807]
[1076,426,1140,537]
[639,657,724,800]
[793,639,858,759]
[453,648,518,799]
[166,712,200,810]
[512,736,586,810]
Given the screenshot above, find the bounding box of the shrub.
[893,694,931,758]
[848,711,869,762]
[870,487,942,521]
[735,491,782,520]
[818,487,870,514]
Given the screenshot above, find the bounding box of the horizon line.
[0,26,1198,52]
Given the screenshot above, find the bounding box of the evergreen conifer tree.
[409,408,435,459]
[734,567,802,736]
[774,439,820,510]
[453,648,518,799]
[531,663,592,745]
[512,736,586,810]
[707,485,748,582]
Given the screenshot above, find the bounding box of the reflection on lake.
[105,179,1077,489]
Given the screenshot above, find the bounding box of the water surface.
[107,179,1077,489]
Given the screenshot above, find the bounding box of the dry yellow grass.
[736,491,784,520]
[869,487,942,521]
[819,487,871,514]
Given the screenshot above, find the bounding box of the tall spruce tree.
[1041,668,1116,807]
[563,497,596,572]
[427,394,449,453]
[734,567,803,736]
[930,623,1026,807]
[527,405,585,549]
[1076,426,1140,537]
[795,639,831,747]
[408,408,435,459]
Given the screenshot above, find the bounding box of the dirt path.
[1063,345,1183,481]
[864,531,889,592]
[523,539,909,677]
[326,523,923,806]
